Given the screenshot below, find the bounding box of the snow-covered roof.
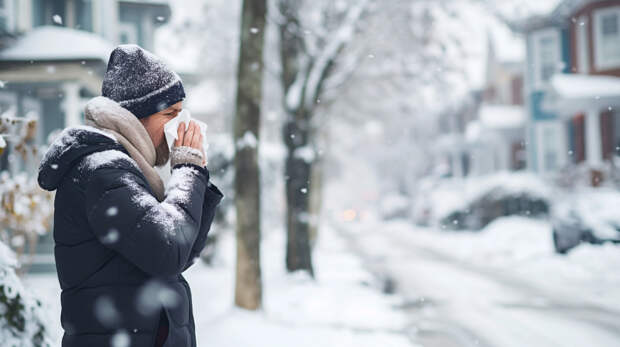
[512,0,603,32]
[118,0,170,5]
[478,104,525,129]
[0,26,115,62]
[543,73,620,115]
[550,73,620,99]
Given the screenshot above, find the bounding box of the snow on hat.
[101,44,185,119]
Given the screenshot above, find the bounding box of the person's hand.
[174,120,206,166]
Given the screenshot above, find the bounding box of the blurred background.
[0,0,619,346]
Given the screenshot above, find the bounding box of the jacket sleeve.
[84,161,211,277]
[180,164,224,272]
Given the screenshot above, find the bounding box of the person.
[37,44,224,347]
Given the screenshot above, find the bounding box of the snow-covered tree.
[272,0,371,277]
[0,113,55,346]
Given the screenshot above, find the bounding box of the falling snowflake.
[101,229,120,244]
[106,206,119,217]
[111,330,130,347]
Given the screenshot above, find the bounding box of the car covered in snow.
[551,189,620,254]
[412,172,550,231]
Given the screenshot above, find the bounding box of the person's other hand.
[174,121,206,166]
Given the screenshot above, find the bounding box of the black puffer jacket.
[37,125,224,347]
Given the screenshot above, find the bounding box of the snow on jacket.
[37,124,223,347]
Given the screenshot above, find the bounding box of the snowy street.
[334,215,620,347]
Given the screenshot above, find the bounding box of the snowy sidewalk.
[23,222,417,347]
[184,224,416,347]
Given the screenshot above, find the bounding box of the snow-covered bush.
[0,241,54,347]
[0,111,55,272]
[0,172,54,272]
[0,110,56,346]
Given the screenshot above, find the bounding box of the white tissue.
[163,109,209,157]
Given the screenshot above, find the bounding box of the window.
[118,22,138,44]
[594,6,620,70]
[532,29,561,89]
[536,121,566,173]
[75,0,93,32]
[543,127,558,171]
[32,0,66,27]
[0,0,14,32]
[119,3,144,47]
[540,37,557,81]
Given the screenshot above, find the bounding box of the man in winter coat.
[37,44,223,347]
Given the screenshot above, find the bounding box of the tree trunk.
[283,112,315,277]
[233,0,267,310]
[308,142,323,250]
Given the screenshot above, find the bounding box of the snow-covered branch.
[301,0,370,110]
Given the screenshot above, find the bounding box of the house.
[436,23,527,179]
[0,0,172,272]
[434,91,482,178]
[516,0,620,184]
[465,31,527,176]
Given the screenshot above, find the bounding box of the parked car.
[413,172,550,231]
[551,189,620,254]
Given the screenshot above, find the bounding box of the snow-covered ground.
[22,222,415,347]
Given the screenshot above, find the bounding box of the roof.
[542,73,620,114]
[118,0,170,5]
[0,26,114,62]
[478,104,525,129]
[511,0,605,32]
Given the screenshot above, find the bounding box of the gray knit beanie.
[101,44,186,119]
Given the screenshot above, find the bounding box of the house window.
[75,0,93,32]
[543,127,558,171]
[119,3,144,47]
[33,0,66,27]
[0,0,14,32]
[532,29,560,89]
[536,121,566,173]
[540,37,557,81]
[594,6,620,70]
[119,22,138,44]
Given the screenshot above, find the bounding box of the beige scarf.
[83,96,166,202]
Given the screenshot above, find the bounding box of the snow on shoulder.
[40,125,118,170]
[78,149,139,172]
